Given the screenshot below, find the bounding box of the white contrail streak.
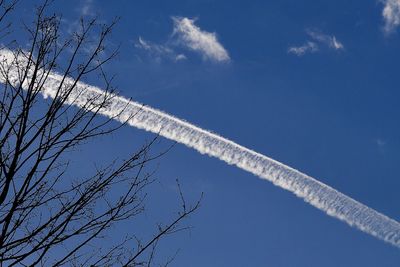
[1,49,400,248]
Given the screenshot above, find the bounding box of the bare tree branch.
[0,1,201,266]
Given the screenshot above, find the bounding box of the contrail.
[1,49,400,248]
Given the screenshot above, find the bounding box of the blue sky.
[10,0,400,266]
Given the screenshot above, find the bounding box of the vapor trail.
[1,49,400,248]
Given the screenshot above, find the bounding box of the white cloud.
[331,36,344,50]
[135,17,229,63]
[135,37,187,63]
[288,30,344,56]
[306,30,344,50]
[175,54,187,61]
[135,37,172,55]
[288,41,318,56]
[381,0,400,34]
[172,17,230,62]
[80,0,95,17]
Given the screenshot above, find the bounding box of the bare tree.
[0,1,201,266]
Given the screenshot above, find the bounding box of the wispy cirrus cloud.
[171,17,230,62]
[73,0,96,17]
[306,30,344,50]
[135,17,230,63]
[381,0,400,34]
[81,0,94,16]
[288,29,344,56]
[288,41,318,56]
[134,37,186,63]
